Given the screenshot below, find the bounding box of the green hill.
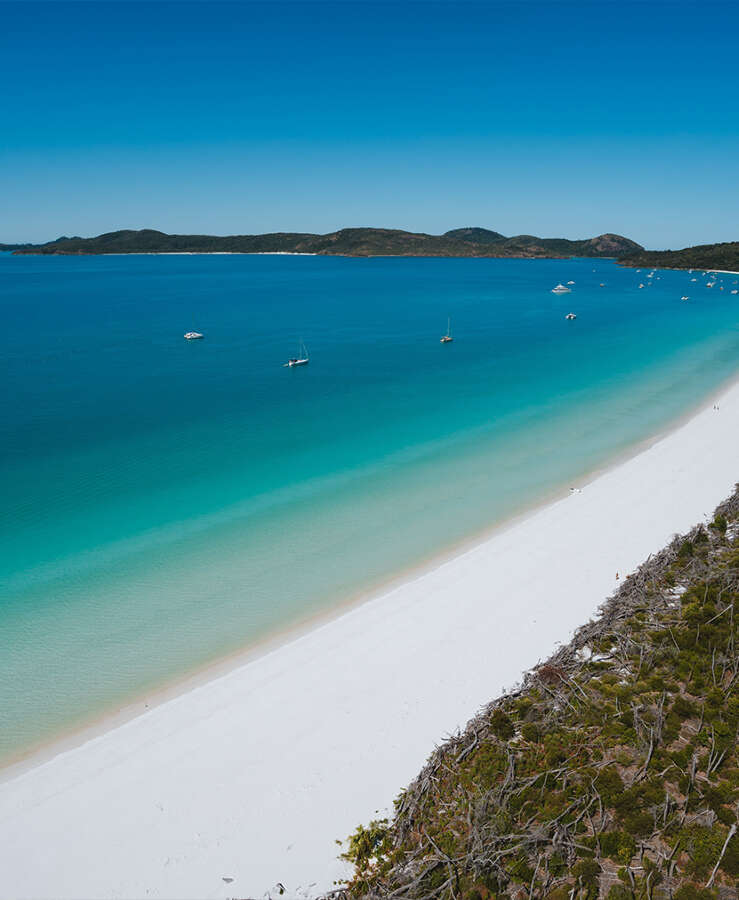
[619,242,739,272]
[13,227,642,259]
[336,487,739,900]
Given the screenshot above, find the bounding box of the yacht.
[184,331,204,340]
[565,312,577,320]
[285,340,309,367]
[681,296,689,301]
[440,317,454,343]
[551,283,570,294]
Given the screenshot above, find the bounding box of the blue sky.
[2,0,738,247]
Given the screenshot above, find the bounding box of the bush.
[490,708,515,741]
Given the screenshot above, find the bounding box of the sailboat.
[285,340,309,367]
[440,317,453,343]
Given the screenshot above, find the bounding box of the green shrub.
[490,708,515,741]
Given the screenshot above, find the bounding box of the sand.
[0,381,737,899]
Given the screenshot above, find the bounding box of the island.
[11,227,643,259]
[619,241,739,273]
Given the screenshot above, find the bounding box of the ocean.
[1,252,738,763]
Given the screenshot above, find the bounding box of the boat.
[551,283,570,294]
[638,283,645,289]
[284,340,309,367]
[566,280,575,285]
[681,296,689,301]
[184,331,204,340]
[565,312,577,320]
[599,282,606,287]
[731,289,738,294]
[440,317,453,343]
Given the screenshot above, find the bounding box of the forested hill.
[619,242,739,272]
[335,487,739,900]
[12,227,643,259]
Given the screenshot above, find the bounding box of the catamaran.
[285,340,309,367]
[440,317,453,343]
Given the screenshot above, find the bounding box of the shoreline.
[3,367,738,781]
[1,377,738,897]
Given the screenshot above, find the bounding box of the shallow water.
[1,253,737,761]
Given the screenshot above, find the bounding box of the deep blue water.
[1,252,738,761]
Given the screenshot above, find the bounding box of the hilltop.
[619,242,739,272]
[336,487,739,900]
[12,227,642,259]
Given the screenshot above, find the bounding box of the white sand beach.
[0,380,738,900]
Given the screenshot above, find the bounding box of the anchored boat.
[285,340,309,367]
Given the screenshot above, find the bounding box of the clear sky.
[2,0,738,248]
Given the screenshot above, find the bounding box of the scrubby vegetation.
[334,487,739,899]
[619,242,739,273]
[13,227,642,259]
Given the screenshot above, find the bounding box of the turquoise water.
[2,253,738,762]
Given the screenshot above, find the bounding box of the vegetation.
[334,487,739,899]
[619,242,739,273]
[12,227,642,259]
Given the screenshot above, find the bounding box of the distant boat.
[551,283,570,294]
[681,296,689,301]
[285,340,309,367]
[184,331,204,340]
[599,282,606,287]
[638,283,645,288]
[565,312,577,320]
[440,317,454,343]
[731,289,738,294]
[691,278,698,281]
[566,280,575,285]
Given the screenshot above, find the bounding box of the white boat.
[681,296,689,301]
[440,317,453,343]
[565,312,577,320]
[731,289,738,294]
[285,340,309,367]
[184,331,204,340]
[638,283,644,288]
[551,283,570,294]
[566,280,575,285]
[691,278,697,281]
